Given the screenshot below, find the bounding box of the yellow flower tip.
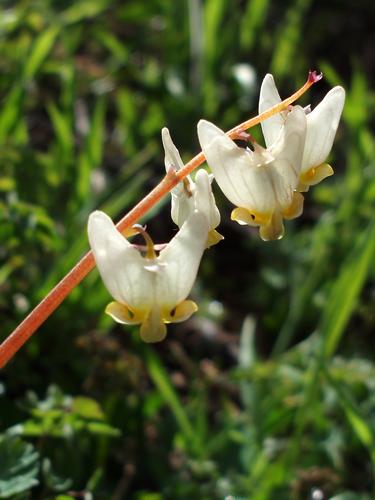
[139,300,198,342]
[139,306,167,342]
[121,226,140,238]
[163,299,198,324]
[231,207,284,241]
[105,301,145,325]
[282,192,304,220]
[299,163,334,189]
[231,207,272,227]
[259,212,284,241]
[206,229,224,248]
[140,318,167,343]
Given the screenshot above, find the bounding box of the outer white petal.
[193,169,221,230]
[198,119,276,214]
[88,211,153,308]
[268,106,307,208]
[162,127,185,172]
[170,192,195,228]
[156,210,208,307]
[162,127,188,195]
[301,86,345,172]
[258,74,285,148]
[162,127,195,226]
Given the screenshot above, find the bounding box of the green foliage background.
[0,0,374,498]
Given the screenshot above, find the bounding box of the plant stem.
[0,73,319,369]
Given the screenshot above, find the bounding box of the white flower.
[88,209,209,342]
[162,127,223,247]
[259,73,345,191]
[197,105,307,241]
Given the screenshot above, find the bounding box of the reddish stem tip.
[233,129,252,141]
[308,70,323,83]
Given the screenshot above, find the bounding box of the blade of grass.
[144,347,196,449]
[0,85,24,142]
[240,0,270,51]
[270,0,313,80]
[23,25,61,81]
[46,102,74,160]
[75,97,107,206]
[321,220,375,358]
[325,366,375,467]
[61,0,109,24]
[288,221,375,464]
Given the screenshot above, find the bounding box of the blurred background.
[0,0,374,498]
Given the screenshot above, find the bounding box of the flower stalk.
[0,72,321,369]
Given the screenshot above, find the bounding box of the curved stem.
[0,73,319,369]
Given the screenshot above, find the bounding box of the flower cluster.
[88,74,345,342]
[198,74,345,240]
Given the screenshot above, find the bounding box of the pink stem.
[0,73,319,369]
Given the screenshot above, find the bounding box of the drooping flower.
[88,209,209,342]
[162,127,223,247]
[259,73,345,191]
[197,105,307,241]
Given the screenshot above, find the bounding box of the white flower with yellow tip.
[88,209,209,343]
[259,73,345,191]
[162,127,223,247]
[197,105,307,241]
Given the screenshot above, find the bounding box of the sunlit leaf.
[0,435,39,498]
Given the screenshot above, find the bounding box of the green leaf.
[0,85,24,142]
[321,221,375,358]
[0,435,39,498]
[46,102,74,159]
[326,368,375,464]
[75,97,107,204]
[240,0,270,50]
[203,0,227,68]
[144,347,196,447]
[23,25,60,80]
[270,0,313,80]
[71,397,105,420]
[62,0,109,24]
[85,422,121,437]
[42,458,72,492]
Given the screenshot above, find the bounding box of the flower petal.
[258,73,286,147]
[259,211,284,241]
[301,86,345,173]
[193,168,221,231]
[163,299,198,323]
[162,127,195,225]
[170,191,195,228]
[282,192,304,220]
[206,229,224,248]
[198,119,277,214]
[231,207,271,226]
[140,305,167,343]
[157,210,208,307]
[105,301,146,325]
[162,127,185,172]
[299,163,334,191]
[268,105,306,209]
[88,210,153,308]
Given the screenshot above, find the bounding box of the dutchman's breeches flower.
[88,210,209,342]
[162,128,223,247]
[259,73,345,191]
[198,105,307,241]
